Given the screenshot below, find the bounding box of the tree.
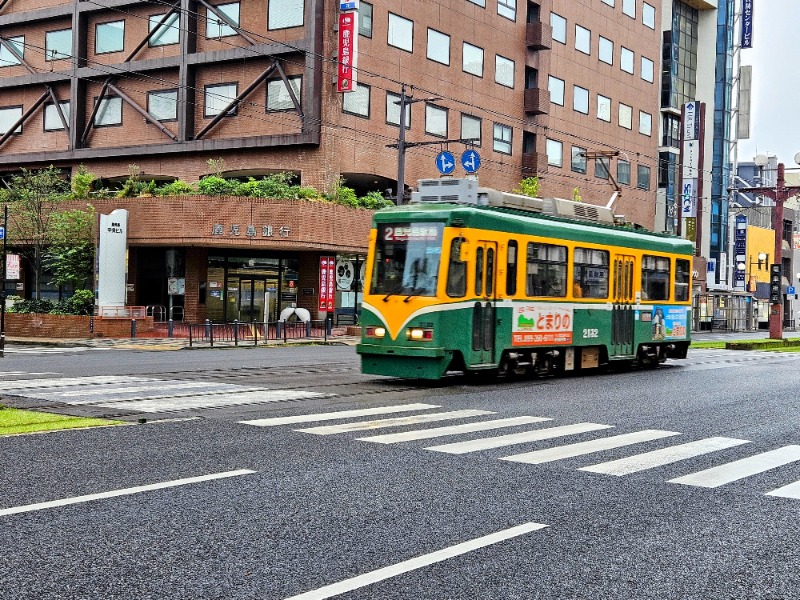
[3,167,94,299]
[44,206,96,290]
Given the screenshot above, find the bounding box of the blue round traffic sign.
[435,151,456,175]
[461,149,481,173]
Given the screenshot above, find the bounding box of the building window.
[493,122,512,154]
[623,0,635,19]
[495,55,514,88]
[619,103,632,129]
[149,14,180,46]
[550,12,566,44]
[266,76,301,111]
[342,83,370,117]
[641,56,654,83]
[575,25,590,55]
[571,146,586,174]
[643,2,655,28]
[617,160,631,185]
[573,85,589,114]
[359,2,373,37]
[386,92,410,128]
[597,95,611,122]
[44,101,70,131]
[0,35,24,66]
[205,83,238,117]
[0,106,22,135]
[621,47,634,73]
[662,113,680,147]
[462,42,483,76]
[269,0,304,29]
[637,164,651,190]
[94,96,122,126]
[388,13,413,52]
[595,157,610,179]
[45,28,72,61]
[207,3,239,37]
[546,138,562,167]
[639,111,652,136]
[427,29,450,65]
[599,36,613,65]
[426,104,448,137]
[601,0,614,5]
[548,76,565,105]
[147,90,178,121]
[526,242,567,297]
[498,0,516,21]
[95,20,125,54]
[574,248,609,299]
[467,0,485,7]
[462,113,481,146]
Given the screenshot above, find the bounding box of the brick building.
[0,0,664,320]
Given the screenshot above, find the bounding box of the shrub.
[156,180,196,196]
[70,165,98,199]
[51,290,95,316]
[513,176,540,198]
[197,175,236,196]
[7,298,55,314]
[358,191,393,209]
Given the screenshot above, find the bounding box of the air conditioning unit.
[411,178,479,205]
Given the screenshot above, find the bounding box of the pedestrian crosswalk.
[0,375,326,412]
[240,404,800,502]
[2,346,104,355]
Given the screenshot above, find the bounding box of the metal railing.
[186,319,330,347]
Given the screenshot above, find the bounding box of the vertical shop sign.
[319,256,336,311]
[741,0,754,48]
[337,11,358,92]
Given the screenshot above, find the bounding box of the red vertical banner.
[337,12,358,93]
[319,256,336,311]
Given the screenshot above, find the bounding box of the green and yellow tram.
[356,179,693,380]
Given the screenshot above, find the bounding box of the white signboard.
[682,140,699,180]
[336,259,355,290]
[5,254,20,280]
[681,180,697,217]
[98,209,129,308]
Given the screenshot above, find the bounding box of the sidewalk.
[3,334,362,349]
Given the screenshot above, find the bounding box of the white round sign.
[336,259,355,290]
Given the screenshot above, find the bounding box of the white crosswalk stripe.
[240,403,441,427]
[668,445,800,488]
[579,437,751,476]
[766,479,800,499]
[425,422,613,455]
[296,410,495,435]
[0,371,58,377]
[358,416,552,444]
[501,430,681,465]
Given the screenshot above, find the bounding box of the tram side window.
[526,242,567,297]
[446,237,467,297]
[642,254,670,300]
[573,247,609,298]
[506,240,518,295]
[675,258,690,301]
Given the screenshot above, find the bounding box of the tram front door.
[471,241,498,367]
[611,254,635,357]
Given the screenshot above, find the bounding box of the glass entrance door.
[238,279,267,322]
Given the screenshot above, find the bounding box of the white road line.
[54,381,217,397]
[284,522,548,600]
[0,469,256,517]
[668,445,800,488]
[357,416,553,444]
[0,372,58,377]
[240,403,441,427]
[501,430,681,465]
[0,375,145,391]
[766,479,800,499]
[93,390,327,413]
[296,410,495,435]
[426,422,614,455]
[579,437,751,476]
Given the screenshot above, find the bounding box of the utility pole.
[1,204,7,358]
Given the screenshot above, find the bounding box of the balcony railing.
[526,22,552,50]
[524,88,548,115]
[521,152,546,177]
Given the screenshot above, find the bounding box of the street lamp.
[736,154,800,339]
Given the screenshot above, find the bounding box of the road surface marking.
[0,375,144,391]
[0,372,58,377]
[54,381,218,397]
[580,437,751,476]
[284,522,548,600]
[357,416,552,444]
[426,422,613,455]
[296,410,495,435]
[94,390,327,413]
[501,430,681,465]
[668,445,800,488]
[240,403,440,427]
[0,469,256,517]
[766,479,800,499]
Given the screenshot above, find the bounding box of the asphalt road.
[1,344,800,599]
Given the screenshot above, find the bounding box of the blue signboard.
[435,151,455,175]
[789,286,796,296]
[0,226,4,240]
[741,0,753,48]
[461,149,481,173]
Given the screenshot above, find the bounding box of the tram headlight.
[407,327,433,341]
[367,326,386,338]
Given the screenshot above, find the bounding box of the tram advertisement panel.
[512,304,573,346]
[651,305,688,340]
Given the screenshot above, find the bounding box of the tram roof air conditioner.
[541,197,616,225]
[411,178,480,205]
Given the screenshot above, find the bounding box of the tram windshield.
[370,223,444,297]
